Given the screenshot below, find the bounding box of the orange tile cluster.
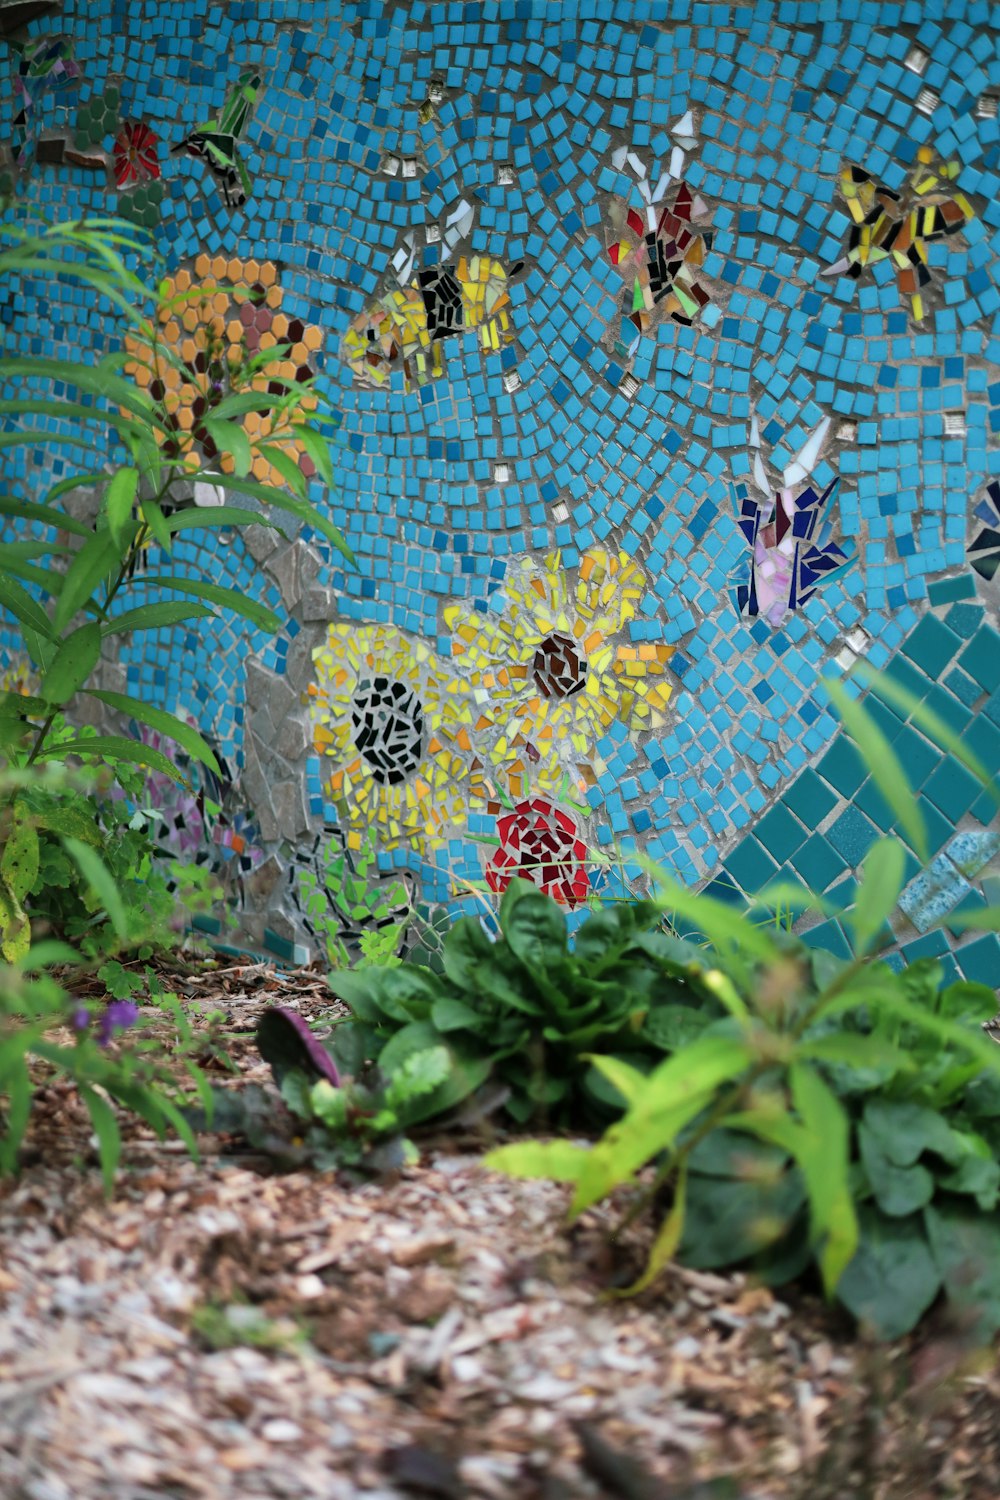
[124,254,323,488]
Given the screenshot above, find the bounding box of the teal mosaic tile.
[782,768,837,829]
[959,627,1000,694]
[957,934,1000,986]
[789,834,848,893]
[923,760,982,823]
[828,806,879,866]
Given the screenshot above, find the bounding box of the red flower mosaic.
[487,797,589,908]
[114,120,160,189]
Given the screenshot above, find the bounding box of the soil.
[0,958,997,1500]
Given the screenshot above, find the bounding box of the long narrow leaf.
[101,601,215,636]
[131,574,281,632]
[61,836,129,938]
[859,665,997,804]
[0,574,57,640]
[39,734,185,783]
[79,1085,122,1195]
[85,689,221,773]
[825,678,928,862]
[0,496,91,538]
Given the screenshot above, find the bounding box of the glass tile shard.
[970,481,1000,582]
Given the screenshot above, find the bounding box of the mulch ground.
[0,959,997,1500]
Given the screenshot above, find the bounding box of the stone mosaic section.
[1,1,999,959]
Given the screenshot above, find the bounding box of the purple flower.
[70,1006,91,1034]
[97,1001,139,1048]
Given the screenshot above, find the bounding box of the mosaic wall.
[2,0,1000,976]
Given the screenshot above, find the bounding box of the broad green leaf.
[848,838,906,956]
[40,621,102,705]
[202,418,252,477]
[858,1123,935,1217]
[105,466,138,550]
[84,690,220,774]
[861,1098,963,1168]
[53,530,118,633]
[430,995,486,1033]
[131,575,281,633]
[61,837,129,939]
[38,734,184,783]
[621,1164,689,1296]
[0,802,39,903]
[80,1085,122,1195]
[0,878,30,962]
[837,1206,940,1339]
[484,1138,590,1182]
[679,1162,807,1269]
[32,799,103,845]
[504,891,568,970]
[0,573,57,641]
[825,679,928,861]
[101,601,215,637]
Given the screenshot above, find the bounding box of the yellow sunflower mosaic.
[307,624,483,852]
[124,255,323,488]
[444,547,675,797]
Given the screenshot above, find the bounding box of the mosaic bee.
[171,68,262,209]
[603,124,714,353]
[343,249,516,390]
[730,416,850,626]
[827,148,976,321]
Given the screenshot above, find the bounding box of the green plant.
[485,680,1000,1341]
[190,1297,309,1354]
[324,880,714,1127]
[0,213,348,960]
[0,939,216,1188]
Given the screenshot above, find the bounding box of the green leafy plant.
[485,680,1000,1340]
[0,940,217,1188]
[323,880,716,1127]
[0,214,349,960]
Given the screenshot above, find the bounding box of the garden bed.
[0,963,997,1500]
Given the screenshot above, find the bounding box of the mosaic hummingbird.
[171,68,262,209]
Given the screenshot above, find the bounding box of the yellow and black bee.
[832,148,975,320]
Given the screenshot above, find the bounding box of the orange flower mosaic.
[124,255,323,487]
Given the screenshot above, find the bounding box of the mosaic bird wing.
[213,68,262,141]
